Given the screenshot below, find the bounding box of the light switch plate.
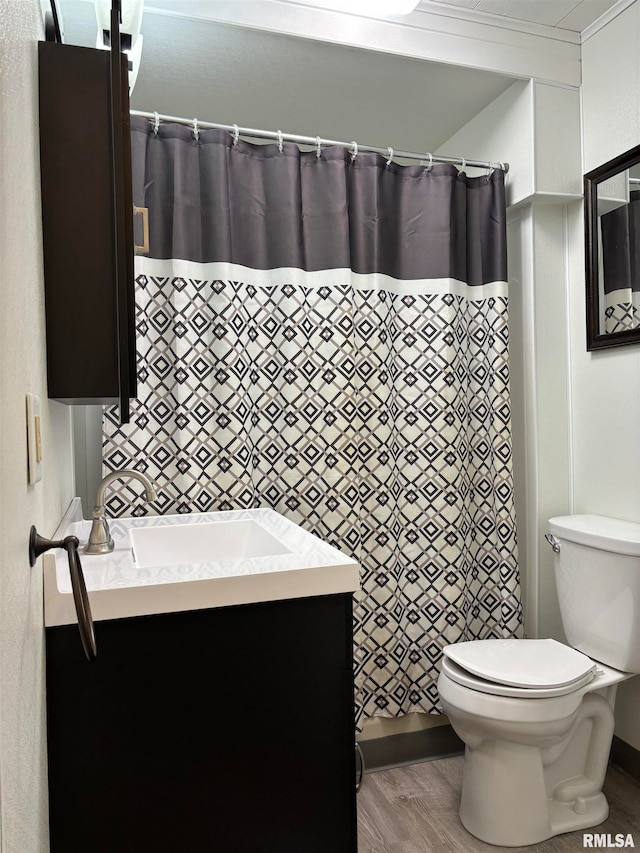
[26,393,43,484]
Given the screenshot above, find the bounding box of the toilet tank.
[548,515,640,673]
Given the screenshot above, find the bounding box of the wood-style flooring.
[358,756,640,852]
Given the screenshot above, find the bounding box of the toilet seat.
[441,657,597,698]
[442,638,597,698]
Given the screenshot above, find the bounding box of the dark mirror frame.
[585,142,640,351]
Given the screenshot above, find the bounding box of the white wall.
[0,1,76,850]
[574,0,640,751]
[582,2,640,175]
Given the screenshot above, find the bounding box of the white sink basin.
[130,519,292,567]
[43,501,360,627]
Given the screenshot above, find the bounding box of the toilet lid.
[442,639,596,689]
[441,657,597,698]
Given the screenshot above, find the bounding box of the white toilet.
[438,514,640,847]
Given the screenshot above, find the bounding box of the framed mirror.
[585,143,640,350]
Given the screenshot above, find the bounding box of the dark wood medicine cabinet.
[38,4,137,424]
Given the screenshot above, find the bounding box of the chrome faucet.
[85,469,157,555]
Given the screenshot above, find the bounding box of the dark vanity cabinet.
[45,594,358,852]
[38,41,136,420]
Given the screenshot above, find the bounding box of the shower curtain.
[601,190,640,333]
[104,117,522,721]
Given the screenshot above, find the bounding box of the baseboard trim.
[359,727,640,784]
[358,724,464,774]
[610,735,640,785]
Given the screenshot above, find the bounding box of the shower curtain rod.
[131,109,509,174]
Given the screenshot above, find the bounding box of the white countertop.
[44,498,360,627]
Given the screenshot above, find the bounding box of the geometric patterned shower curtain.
[104,117,523,723]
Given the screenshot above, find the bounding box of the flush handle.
[545,533,561,553]
[29,527,97,662]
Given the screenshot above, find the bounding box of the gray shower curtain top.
[105,116,522,722]
[131,120,507,283]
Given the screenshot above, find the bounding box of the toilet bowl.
[438,515,640,847]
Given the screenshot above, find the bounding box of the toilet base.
[459,738,549,846]
[549,793,609,838]
[458,737,611,847]
[461,791,609,846]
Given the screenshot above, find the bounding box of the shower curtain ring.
[316,136,322,159]
[232,124,240,146]
[153,111,160,135]
[277,130,284,153]
[386,147,394,166]
[459,156,466,174]
[424,152,433,173]
[192,118,200,140]
[350,140,358,163]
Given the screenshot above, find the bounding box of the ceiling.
[58,0,624,158]
[137,0,626,35]
[425,0,622,33]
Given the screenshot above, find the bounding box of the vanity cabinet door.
[45,594,358,853]
[38,41,136,419]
